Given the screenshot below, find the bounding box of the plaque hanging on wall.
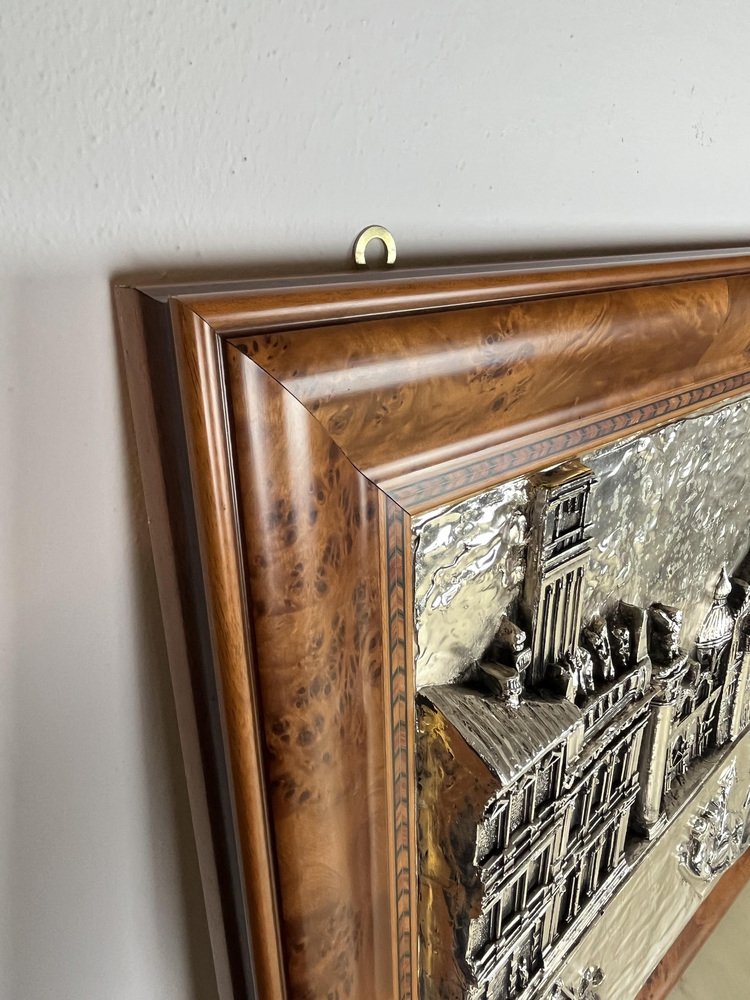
[116,248,750,1000]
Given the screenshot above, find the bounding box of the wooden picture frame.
[116,248,750,1000]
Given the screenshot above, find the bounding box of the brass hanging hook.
[353,225,397,268]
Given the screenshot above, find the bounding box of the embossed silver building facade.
[417,399,750,1000]
[414,395,750,690]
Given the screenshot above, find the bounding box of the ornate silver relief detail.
[549,966,605,1000]
[413,393,750,690]
[416,395,750,999]
[678,760,744,882]
[413,478,529,687]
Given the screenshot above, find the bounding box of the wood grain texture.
[116,248,750,1000]
[635,850,750,1000]
[229,275,750,511]
[115,289,254,1000]
[226,346,394,1000]
[168,247,750,334]
[169,303,287,1000]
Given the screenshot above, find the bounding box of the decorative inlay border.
[392,373,750,510]
[385,498,414,998]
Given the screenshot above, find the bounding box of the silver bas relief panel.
[416,394,750,1000]
[549,966,605,1000]
[413,479,529,687]
[585,399,750,651]
[553,734,750,1000]
[679,759,744,882]
[414,394,750,690]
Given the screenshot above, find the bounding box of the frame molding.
[116,248,750,1000]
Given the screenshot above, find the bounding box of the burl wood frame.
[116,249,750,1000]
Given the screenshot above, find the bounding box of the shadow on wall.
[4,272,218,1000]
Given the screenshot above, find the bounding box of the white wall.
[3,2,750,997]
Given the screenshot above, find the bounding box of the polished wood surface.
[116,248,750,1000]
[116,289,254,999]
[635,850,750,999]
[118,290,238,997]
[230,274,750,510]
[226,347,393,1000]
[168,247,750,334]
[169,304,287,1000]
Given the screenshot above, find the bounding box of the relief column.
[635,604,690,839]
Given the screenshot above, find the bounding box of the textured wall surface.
[5,1,750,996]
[415,396,750,688]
